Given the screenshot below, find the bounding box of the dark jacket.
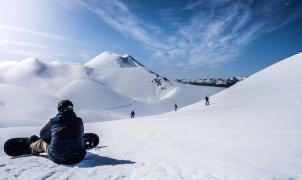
[40,109,86,165]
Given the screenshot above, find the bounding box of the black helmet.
[57,100,74,112]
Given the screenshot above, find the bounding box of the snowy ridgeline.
[176,76,248,87]
[0,51,223,127]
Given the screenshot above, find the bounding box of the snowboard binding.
[83,133,99,149]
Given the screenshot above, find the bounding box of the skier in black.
[174,104,178,111]
[205,96,210,106]
[30,100,86,165]
[130,110,135,118]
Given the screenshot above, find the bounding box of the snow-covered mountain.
[0,52,301,179]
[0,52,223,126]
[85,51,145,68]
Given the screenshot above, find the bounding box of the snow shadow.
[10,154,48,160]
[77,152,135,168]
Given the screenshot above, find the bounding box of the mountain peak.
[84,51,144,68]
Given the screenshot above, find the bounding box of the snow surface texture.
[0,51,223,127]
[0,52,302,179]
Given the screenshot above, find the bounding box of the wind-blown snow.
[1,52,301,179]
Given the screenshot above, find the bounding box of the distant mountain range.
[176,76,248,87]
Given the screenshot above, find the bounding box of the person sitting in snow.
[30,100,86,165]
[130,110,135,118]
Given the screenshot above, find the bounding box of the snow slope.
[0,83,58,127]
[0,53,301,179]
[85,51,144,68]
[0,52,223,126]
[182,52,302,111]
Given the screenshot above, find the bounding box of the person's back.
[48,109,85,164]
[37,100,86,165]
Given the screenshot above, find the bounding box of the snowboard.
[4,133,99,156]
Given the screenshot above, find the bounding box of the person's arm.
[40,120,52,144]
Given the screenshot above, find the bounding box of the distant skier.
[205,96,210,106]
[30,100,86,165]
[130,110,135,118]
[174,104,178,111]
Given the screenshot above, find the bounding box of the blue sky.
[0,0,301,78]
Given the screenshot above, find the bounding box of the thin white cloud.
[0,48,66,61]
[77,0,168,50]
[0,24,74,61]
[167,0,301,68]
[0,24,96,47]
[0,24,70,41]
[0,23,98,61]
[0,39,47,49]
[74,0,302,68]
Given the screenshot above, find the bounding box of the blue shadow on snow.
[77,152,136,168]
